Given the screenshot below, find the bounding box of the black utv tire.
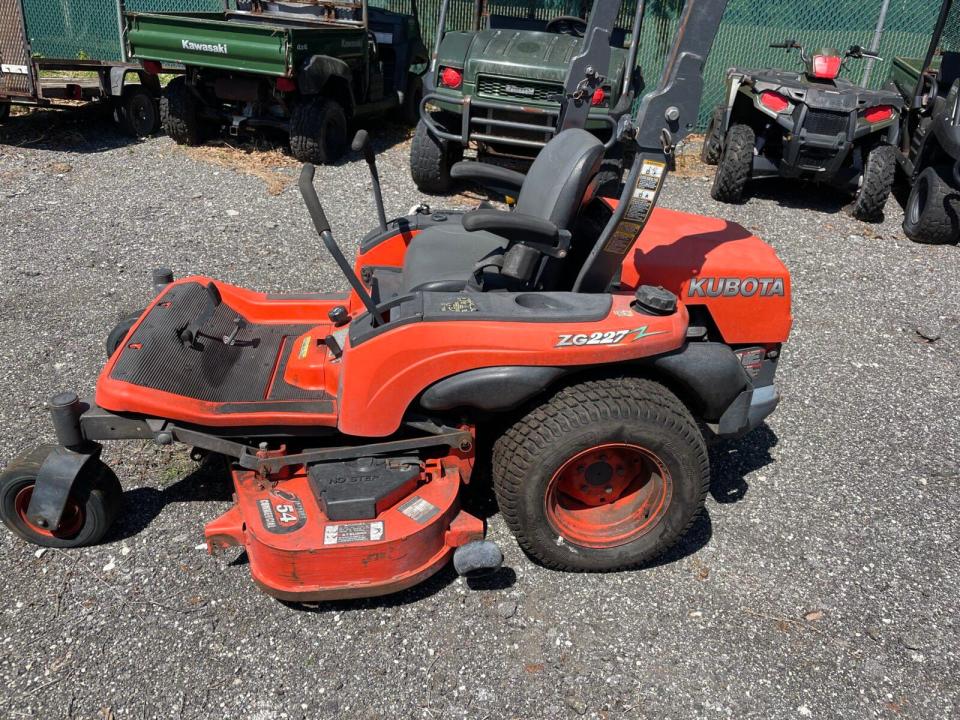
[0,103,11,123]
[116,85,160,138]
[700,106,724,165]
[0,446,122,548]
[491,377,709,572]
[903,165,960,244]
[410,119,462,194]
[850,144,896,221]
[711,123,754,203]
[289,97,348,165]
[162,76,209,146]
[106,311,144,358]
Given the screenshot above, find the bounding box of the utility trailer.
[0,0,163,136]
[125,0,429,162]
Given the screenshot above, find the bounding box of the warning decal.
[323,521,385,545]
[397,496,440,524]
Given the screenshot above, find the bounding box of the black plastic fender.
[419,366,567,412]
[299,55,355,105]
[646,342,751,422]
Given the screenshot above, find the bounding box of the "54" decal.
[556,326,666,347]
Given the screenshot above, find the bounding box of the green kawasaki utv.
[410,0,645,193]
[888,0,960,244]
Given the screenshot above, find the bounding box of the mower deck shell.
[206,460,482,601]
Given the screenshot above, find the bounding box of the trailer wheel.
[710,123,754,203]
[290,97,348,164]
[700,106,724,165]
[410,119,462,193]
[0,103,10,123]
[850,144,895,221]
[492,377,709,571]
[162,76,209,146]
[903,165,960,244]
[116,85,160,138]
[0,446,122,549]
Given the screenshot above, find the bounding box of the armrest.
[462,209,559,241]
[450,161,526,196]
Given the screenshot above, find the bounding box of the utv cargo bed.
[126,11,368,77]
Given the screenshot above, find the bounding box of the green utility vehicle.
[411,0,644,193]
[126,0,428,163]
[887,0,960,244]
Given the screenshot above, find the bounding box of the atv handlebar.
[769,40,801,50]
[846,44,882,60]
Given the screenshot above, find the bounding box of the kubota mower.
[0,0,792,602]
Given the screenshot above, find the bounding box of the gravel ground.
[0,106,958,720]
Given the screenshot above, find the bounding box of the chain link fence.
[19,0,946,125]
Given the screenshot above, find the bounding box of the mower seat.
[401,129,605,293]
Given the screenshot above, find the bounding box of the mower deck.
[206,458,484,601]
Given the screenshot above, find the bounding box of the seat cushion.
[402,222,508,293]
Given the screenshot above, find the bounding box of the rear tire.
[710,123,754,203]
[850,144,895,221]
[700,106,724,165]
[0,446,122,548]
[491,377,709,571]
[162,76,209,146]
[289,97,348,164]
[903,165,960,244]
[410,119,462,194]
[116,85,159,138]
[0,103,11,123]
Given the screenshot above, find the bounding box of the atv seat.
[401,129,605,293]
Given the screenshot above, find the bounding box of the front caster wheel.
[492,377,709,571]
[0,446,123,548]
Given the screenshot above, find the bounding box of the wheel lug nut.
[604,486,613,494]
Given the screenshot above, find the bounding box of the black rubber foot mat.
[110,282,332,411]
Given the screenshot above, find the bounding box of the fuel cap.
[634,285,677,315]
[328,305,350,327]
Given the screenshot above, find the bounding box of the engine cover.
[622,206,792,344]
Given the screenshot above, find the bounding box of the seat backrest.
[516,129,605,229]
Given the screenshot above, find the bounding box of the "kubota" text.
[688,276,785,298]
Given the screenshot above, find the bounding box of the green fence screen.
[22,0,945,126]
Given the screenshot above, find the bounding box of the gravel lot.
[0,106,958,720]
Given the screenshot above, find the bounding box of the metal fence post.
[861,0,891,87]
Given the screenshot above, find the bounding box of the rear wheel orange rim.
[545,443,673,549]
[13,484,85,539]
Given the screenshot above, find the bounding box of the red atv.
[0,0,791,601]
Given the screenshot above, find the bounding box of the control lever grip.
[351,129,376,164]
[298,164,331,235]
